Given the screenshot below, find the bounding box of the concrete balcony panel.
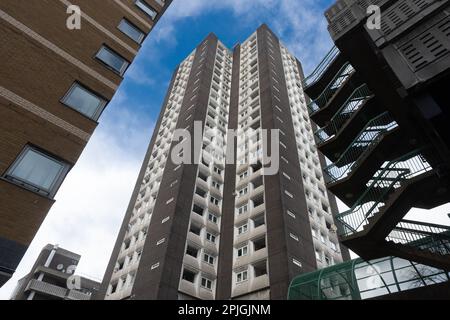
[251,274,270,292]
[179,279,197,298]
[26,279,67,299]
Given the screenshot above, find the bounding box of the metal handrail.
[315,84,373,144]
[336,149,432,237]
[303,46,340,88]
[387,220,450,255]
[324,112,398,183]
[307,62,355,114]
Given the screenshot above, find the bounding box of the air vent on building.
[400,16,450,71]
[381,0,434,36]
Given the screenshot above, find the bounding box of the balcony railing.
[315,84,373,144]
[324,112,398,183]
[307,62,355,114]
[336,149,432,237]
[387,220,450,256]
[303,46,340,88]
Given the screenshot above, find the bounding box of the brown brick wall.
[0,0,173,276]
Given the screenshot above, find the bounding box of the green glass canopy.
[288,256,450,300]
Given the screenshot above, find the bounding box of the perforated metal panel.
[381,0,436,36]
[399,15,450,71]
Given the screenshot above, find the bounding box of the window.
[252,215,265,228]
[293,259,302,268]
[118,19,145,44]
[238,187,248,197]
[96,46,129,75]
[182,269,196,283]
[290,233,299,242]
[203,253,215,265]
[236,270,248,283]
[201,277,212,290]
[238,204,248,215]
[135,0,158,20]
[186,246,198,258]
[253,261,267,277]
[193,205,204,216]
[208,213,218,224]
[161,216,170,224]
[206,232,216,243]
[253,237,266,251]
[237,245,248,257]
[287,210,296,219]
[62,83,107,120]
[238,224,248,235]
[213,167,222,175]
[210,196,220,206]
[239,171,248,180]
[282,172,291,180]
[151,262,160,270]
[189,224,202,236]
[5,146,70,197]
[212,181,220,190]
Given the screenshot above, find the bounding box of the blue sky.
[2,0,448,299]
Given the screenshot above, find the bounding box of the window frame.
[237,245,248,257]
[208,213,218,224]
[206,232,216,243]
[236,270,248,283]
[4,145,70,198]
[61,82,108,121]
[200,277,213,290]
[117,18,145,44]
[134,0,158,20]
[95,45,130,76]
[203,253,215,265]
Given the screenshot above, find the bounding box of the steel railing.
[336,149,432,237]
[315,84,373,144]
[307,62,355,114]
[387,220,450,255]
[324,112,398,183]
[303,46,340,88]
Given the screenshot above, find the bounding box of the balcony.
[251,274,270,292]
[179,280,197,299]
[183,254,200,271]
[66,290,92,301]
[26,279,67,299]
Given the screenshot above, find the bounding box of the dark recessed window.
[62,83,107,120]
[182,269,196,283]
[4,145,70,197]
[95,46,129,75]
[135,0,158,20]
[118,19,145,44]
